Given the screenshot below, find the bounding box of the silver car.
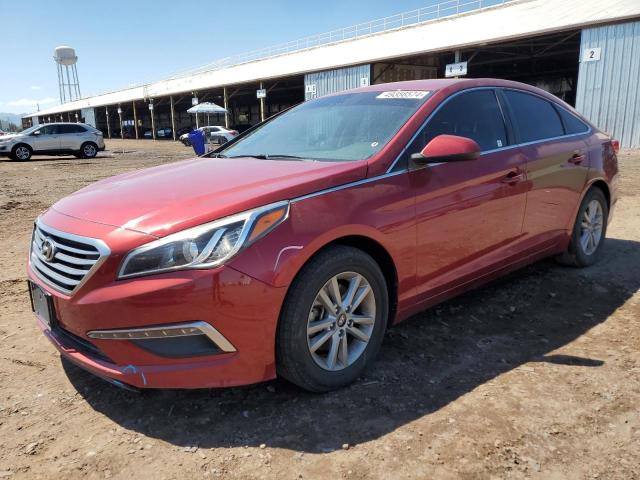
[0,123,105,161]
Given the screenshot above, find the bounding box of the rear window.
[556,107,589,135]
[504,90,564,143]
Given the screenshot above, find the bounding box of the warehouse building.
[24,0,640,148]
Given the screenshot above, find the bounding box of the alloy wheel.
[84,144,97,157]
[16,147,30,160]
[306,271,376,371]
[580,199,604,255]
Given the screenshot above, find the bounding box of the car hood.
[0,134,21,141]
[52,156,367,237]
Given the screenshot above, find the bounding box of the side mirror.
[32,131,41,136]
[410,134,480,169]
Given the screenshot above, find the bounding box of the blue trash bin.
[188,129,205,156]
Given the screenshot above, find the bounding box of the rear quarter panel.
[578,131,619,225]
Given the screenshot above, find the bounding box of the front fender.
[228,172,417,295]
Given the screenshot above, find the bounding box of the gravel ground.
[0,139,638,479]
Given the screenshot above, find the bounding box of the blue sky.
[0,0,441,114]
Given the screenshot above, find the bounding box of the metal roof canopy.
[28,0,640,118]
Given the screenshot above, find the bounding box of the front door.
[402,89,528,303]
[31,125,61,151]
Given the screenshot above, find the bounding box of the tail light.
[611,139,620,154]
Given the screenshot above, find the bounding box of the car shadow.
[0,154,112,163]
[62,237,640,453]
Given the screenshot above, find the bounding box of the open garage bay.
[0,141,639,479]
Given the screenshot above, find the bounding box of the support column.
[118,106,123,140]
[453,50,462,79]
[105,107,111,139]
[223,87,230,128]
[170,96,176,141]
[150,102,156,140]
[259,81,265,122]
[132,101,139,139]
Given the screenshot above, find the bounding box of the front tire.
[80,142,98,159]
[558,187,608,267]
[10,144,32,161]
[277,245,388,392]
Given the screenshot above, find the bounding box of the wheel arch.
[589,179,611,210]
[12,142,32,152]
[281,234,399,327]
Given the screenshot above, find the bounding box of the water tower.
[54,46,81,103]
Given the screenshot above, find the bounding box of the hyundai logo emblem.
[41,238,56,262]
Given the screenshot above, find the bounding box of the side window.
[556,107,589,135]
[393,89,508,170]
[67,124,86,133]
[58,125,74,134]
[503,90,564,142]
[39,125,54,135]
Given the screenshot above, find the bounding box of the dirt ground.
[0,139,638,480]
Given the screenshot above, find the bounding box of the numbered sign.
[305,84,317,95]
[445,62,468,78]
[582,47,602,62]
[256,89,267,99]
[360,77,369,87]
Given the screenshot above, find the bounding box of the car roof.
[345,78,559,100]
[37,122,89,127]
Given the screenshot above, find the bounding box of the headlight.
[118,201,289,279]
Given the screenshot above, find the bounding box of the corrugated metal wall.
[576,20,640,149]
[304,65,371,101]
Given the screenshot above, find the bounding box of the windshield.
[20,125,40,135]
[220,91,430,162]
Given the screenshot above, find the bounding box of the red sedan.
[27,79,619,392]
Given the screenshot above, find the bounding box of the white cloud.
[30,86,42,90]
[8,97,57,107]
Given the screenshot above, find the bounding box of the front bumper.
[0,143,14,155]
[29,210,287,389]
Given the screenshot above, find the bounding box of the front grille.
[30,222,110,295]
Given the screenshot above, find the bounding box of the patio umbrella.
[187,102,227,128]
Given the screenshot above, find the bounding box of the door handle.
[569,153,585,165]
[502,170,525,184]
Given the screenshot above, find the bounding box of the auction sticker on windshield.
[377,91,430,99]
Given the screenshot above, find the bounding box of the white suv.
[0,123,105,161]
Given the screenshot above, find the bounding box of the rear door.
[58,124,85,150]
[401,88,528,302]
[500,89,590,246]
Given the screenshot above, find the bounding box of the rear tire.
[10,144,32,161]
[80,142,98,159]
[276,245,388,392]
[557,187,608,267]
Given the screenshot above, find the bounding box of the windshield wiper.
[208,153,228,158]
[228,153,305,160]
